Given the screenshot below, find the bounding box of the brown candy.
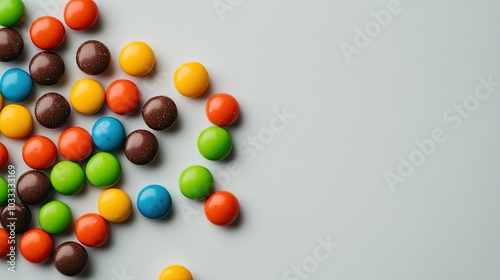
[17,170,52,205]
[142,96,178,131]
[76,40,110,75]
[0,201,31,234]
[53,241,88,277]
[0,28,23,62]
[29,52,65,86]
[124,129,159,165]
[35,92,71,129]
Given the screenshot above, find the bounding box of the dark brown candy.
[17,170,52,205]
[124,129,159,165]
[0,201,31,234]
[0,28,23,62]
[76,40,110,75]
[142,95,178,131]
[53,241,88,277]
[29,52,65,86]
[35,92,71,129]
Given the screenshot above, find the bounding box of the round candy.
[75,213,108,247]
[0,0,25,27]
[174,62,209,98]
[206,93,240,126]
[119,41,155,76]
[64,0,99,31]
[22,135,57,170]
[98,188,132,223]
[0,177,7,206]
[29,52,65,86]
[17,170,51,205]
[142,95,178,131]
[0,28,23,61]
[35,92,71,129]
[30,16,65,50]
[70,78,105,114]
[105,79,140,115]
[76,40,110,75]
[38,200,72,234]
[50,161,85,195]
[91,117,126,151]
[1,201,31,234]
[204,191,240,226]
[159,265,193,280]
[86,152,121,188]
[0,142,9,170]
[137,185,172,219]
[0,68,33,102]
[53,241,88,277]
[124,129,159,165]
[0,228,8,259]
[179,165,213,200]
[19,228,53,264]
[197,126,232,161]
[0,104,33,139]
[58,126,93,161]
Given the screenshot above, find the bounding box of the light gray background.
[1,0,499,279]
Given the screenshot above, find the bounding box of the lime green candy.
[39,200,72,234]
[51,161,85,195]
[197,126,232,161]
[86,152,121,188]
[0,0,25,27]
[0,177,8,206]
[179,165,213,200]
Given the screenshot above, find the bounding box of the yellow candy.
[174,62,209,98]
[70,78,105,115]
[0,104,33,139]
[98,188,132,223]
[159,265,193,280]
[119,41,155,77]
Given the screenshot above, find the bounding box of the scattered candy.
[0,0,25,27]
[64,0,99,31]
[1,201,31,234]
[206,93,240,126]
[105,79,140,115]
[159,264,193,280]
[198,126,233,161]
[0,68,33,102]
[38,200,72,234]
[0,228,8,259]
[35,92,71,129]
[205,191,239,226]
[142,95,178,131]
[76,40,110,75]
[0,177,7,206]
[174,62,209,98]
[0,142,9,170]
[0,104,33,139]
[22,135,57,170]
[17,170,52,205]
[86,152,121,188]
[19,228,53,264]
[29,52,65,85]
[50,161,85,195]
[30,16,65,50]
[91,117,126,151]
[75,213,109,247]
[53,241,88,276]
[58,126,93,161]
[137,185,172,219]
[119,41,155,76]
[124,129,159,165]
[0,28,23,62]
[70,78,105,114]
[179,165,213,200]
[98,188,132,223]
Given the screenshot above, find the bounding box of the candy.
[22,135,57,170]
[204,191,239,226]
[0,0,25,27]
[30,16,65,50]
[124,129,159,165]
[38,200,72,234]
[17,170,52,205]
[142,96,178,131]
[35,92,71,129]
[50,161,85,195]
[58,126,93,161]
[197,126,232,161]
[179,165,213,200]
[0,142,9,170]
[98,188,132,223]
[105,79,140,115]
[0,104,32,139]
[64,0,99,31]
[1,201,31,234]
[75,213,109,247]
[86,152,121,188]
[137,185,172,219]
[159,265,193,280]
[0,28,23,61]
[0,177,7,206]
[119,41,155,76]
[29,52,65,86]
[76,40,110,75]
[91,117,126,151]
[0,68,33,102]
[70,78,105,114]
[174,62,209,98]
[0,228,8,259]
[206,93,240,126]
[19,228,53,264]
[53,241,88,276]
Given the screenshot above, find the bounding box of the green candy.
[197,126,232,161]
[0,0,25,27]
[179,165,213,200]
[86,152,121,188]
[39,200,72,234]
[51,161,85,195]
[0,177,8,206]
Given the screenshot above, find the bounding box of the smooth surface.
[19,228,53,264]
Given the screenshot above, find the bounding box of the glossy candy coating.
[58,126,93,161]
[0,68,33,102]
[105,79,140,115]
[53,241,88,276]
[0,28,23,61]
[91,117,126,151]
[0,142,9,170]
[86,152,121,188]
[64,0,98,31]
[159,265,193,280]
[197,126,232,161]
[70,78,105,114]
[30,16,65,50]
[98,188,131,223]
[22,135,57,170]
[19,228,53,264]
[204,191,240,226]
[0,104,33,139]
[35,92,71,129]
[50,161,85,195]
[38,200,72,234]
[17,170,51,205]
[124,129,158,165]
[0,177,7,206]
[75,213,108,247]
[137,185,172,219]
[206,93,240,126]
[174,62,209,98]
[1,201,31,234]
[0,0,25,27]
[179,165,213,200]
[29,52,65,86]
[76,40,110,75]
[142,95,178,131]
[119,41,155,76]
[0,228,8,258]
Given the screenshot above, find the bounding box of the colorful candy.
[197,126,233,161]
[22,135,57,170]
[137,185,172,219]
[70,78,105,114]
[29,52,65,86]
[19,228,53,264]
[0,177,7,206]
[91,117,126,151]
[64,0,99,31]
[38,200,72,234]
[0,68,33,102]
[50,161,85,195]
[0,104,33,139]
[0,0,25,27]
[98,188,132,223]
[206,93,240,126]
[0,228,8,259]
[30,16,65,50]
[35,92,71,129]
[17,170,52,205]
[53,241,88,276]
[0,28,23,61]
[179,165,213,200]
[86,152,121,188]
[75,213,109,247]
[0,142,9,170]
[0,201,31,234]
[76,40,110,75]
[159,265,193,280]
[174,62,209,98]
[119,41,155,76]
[105,79,141,115]
[142,96,178,131]
[124,129,159,165]
[58,126,93,161]
[205,191,239,226]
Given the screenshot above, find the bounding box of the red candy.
[106,79,141,115]
[19,228,54,264]
[0,228,9,259]
[206,93,240,126]
[204,191,240,226]
[64,0,99,31]
[30,16,65,50]
[58,126,93,161]
[0,142,9,170]
[75,213,109,247]
[22,135,57,170]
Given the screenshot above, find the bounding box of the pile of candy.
[0,0,241,278]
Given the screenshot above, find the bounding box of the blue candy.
[0,68,33,102]
[137,185,172,219]
[91,117,126,151]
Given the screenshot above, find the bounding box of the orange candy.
[204,191,240,226]
[64,0,99,31]
[58,126,93,161]
[22,135,57,170]
[0,142,8,170]
[0,228,8,259]
[75,213,109,247]
[30,16,65,50]
[206,93,240,126]
[106,79,141,115]
[19,228,54,264]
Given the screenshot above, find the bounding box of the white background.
[1,0,500,279]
